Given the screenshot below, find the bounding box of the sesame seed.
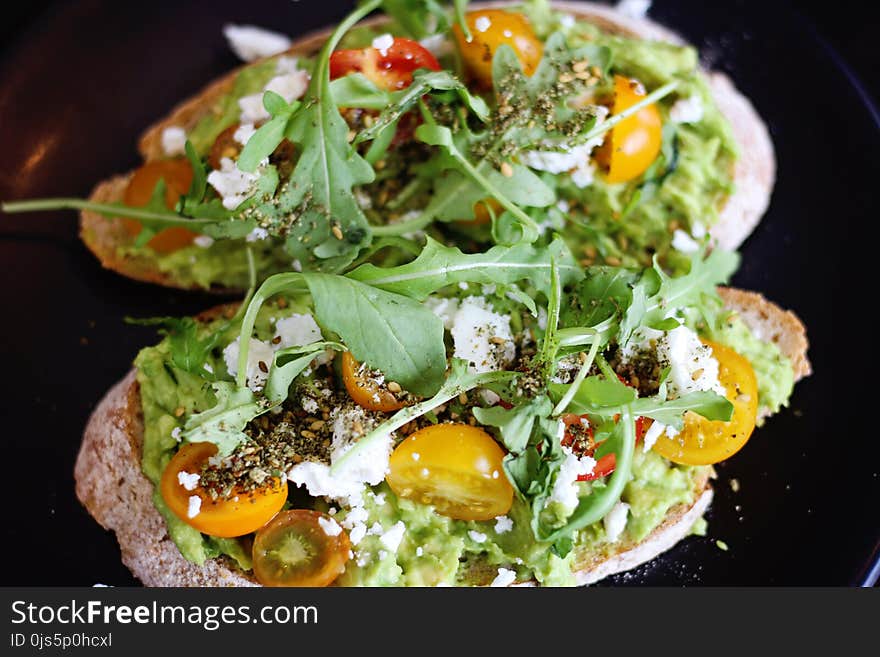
[500,162,513,177]
[387,381,402,393]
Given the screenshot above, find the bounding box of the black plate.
[1,0,876,586]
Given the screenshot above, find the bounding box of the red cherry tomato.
[329,37,441,91]
[560,409,648,482]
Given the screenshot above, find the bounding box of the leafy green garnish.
[125,316,226,379]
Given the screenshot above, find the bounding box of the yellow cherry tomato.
[341,351,406,413]
[252,510,351,587]
[594,75,663,184]
[652,341,759,466]
[452,9,543,88]
[122,159,198,253]
[386,423,513,521]
[160,442,288,538]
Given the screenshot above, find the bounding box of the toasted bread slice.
[81,1,775,290]
[75,288,807,586]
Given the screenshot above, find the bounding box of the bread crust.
[75,289,806,587]
[80,1,775,290]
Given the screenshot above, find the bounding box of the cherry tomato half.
[386,423,513,521]
[330,37,441,91]
[252,510,351,587]
[652,341,758,466]
[160,442,288,538]
[453,9,543,88]
[122,159,198,253]
[594,75,663,184]
[341,351,406,413]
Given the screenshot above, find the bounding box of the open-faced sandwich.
[75,244,809,586]
[3,0,774,290]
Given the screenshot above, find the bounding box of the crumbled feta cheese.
[521,108,608,189]
[669,95,704,124]
[480,389,501,406]
[468,530,488,544]
[490,567,517,587]
[570,161,597,188]
[318,515,343,537]
[372,33,394,56]
[416,546,424,557]
[475,16,492,32]
[207,157,261,210]
[274,56,299,75]
[603,502,630,542]
[546,446,597,510]
[186,495,201,518]
[671,229,700,253]
[691,220,707,239]
[238,69,309,123]
[559,13,576,28]
[193,235,214,248]
[659,325,725,397]
[424,296,459,330]
[291,259,303,272]
[419,34,453,57]
[642,420,680,452]
[223,337,275,391]
[451,297,516,373]
[301,396,319,414]
[233,123,257,147]
[274,314,323,348]
[373,492,386,506]
[349,523,368,546]
[494,516,513,534]
[245,226,269,242]
[287,462,366,507]
[615,0,651,19]
[223,24,291,62]
[171,426,182,442]
[177,471,200,491]
[380,521,406,553]
[160,126,186,157]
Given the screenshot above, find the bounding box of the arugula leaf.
[330,73,393,110]
[355,70,489,145]
[126,316,225,379]
[473,396,552,453]
[347,236,582,300]
[618,249,739,346]
[235,271,447,398]
[559,267,638,336]
[237,92,300,172]
[377,0,452,39]
[183,341,344,455]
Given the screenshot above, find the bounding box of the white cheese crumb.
[416,546,424,557]
[274,56,300,75]
[233,123,257,147]
[177,471,200,491]
[186,495,201,518]
[671,229,700,253]
[207,157,261,210]
[615,0,651,19]
[288,462,366,507]
[475,16,492,32]
[603,502,630,542]
[171,426,182,442]
[160,126,187,157]
[691,220,707,239]
[490,567,517,587]
[380,521,406,553]
[468,530,488,544]
[274,314,323,349]
[193,235,214,248]
[301,397,319,414]
[238,69,309,124]
[669,95,704,124]
[547,446,597,510]
[494,516,513,534]
[223,337,275,392]
[317,516,343,537]
[245,226,269,242]
[451,297,516,373]
[559,13,576,28]
[479,389,502,406]
[291,259,303,272]
[349,523,368,546]
[642,420,680,452]
[660,325,725,397]
[424,296,459,330]
[371,33,394,57]
[373,492,386,506]
[223,24,291,62]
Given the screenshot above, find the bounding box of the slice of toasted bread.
[81,1,775,290]
[75,288,807,586]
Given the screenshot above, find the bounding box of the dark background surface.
[0,1,876,586]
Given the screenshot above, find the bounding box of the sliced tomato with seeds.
[329,37,441,91]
